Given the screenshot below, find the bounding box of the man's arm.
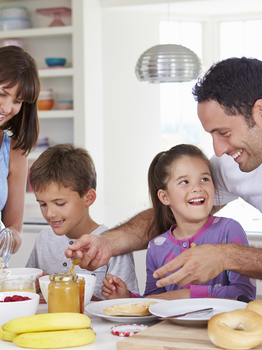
[65,208,153,270]
[153,243,262,287]
[105,208,154,254]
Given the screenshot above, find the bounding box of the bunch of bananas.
[0,313,96,348]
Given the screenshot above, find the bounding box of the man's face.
[198,100,262,172]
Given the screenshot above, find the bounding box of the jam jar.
[77,276,85,314]
[0,221,15,267]
[48,273,80,313]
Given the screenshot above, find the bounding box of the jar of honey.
[48,273,79,313]
[77,276,85,314]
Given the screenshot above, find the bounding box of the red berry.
[2,295,32,302]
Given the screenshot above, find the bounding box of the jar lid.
[111,324,148,337]
[49,273,78,281]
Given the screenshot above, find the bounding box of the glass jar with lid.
[48,273,79,313]
[0,220,15,267]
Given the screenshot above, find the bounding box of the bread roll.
[103,300,157,316]
[208,308,262,349]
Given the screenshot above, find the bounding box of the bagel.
[103,300,157,316]
[208,309,262,350]
[246,300,262,317]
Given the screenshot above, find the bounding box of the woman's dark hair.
[192,57,262,128]
[147,144,215,240]
[0,46,40,154]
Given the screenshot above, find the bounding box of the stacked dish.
[38,89,54,111]
[0,6,30,31]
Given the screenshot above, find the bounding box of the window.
[159,18,262,231]
[218,19,262,230]
[159,21,214,157]
[220,20,262,60]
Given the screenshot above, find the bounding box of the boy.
[26,144,139,300]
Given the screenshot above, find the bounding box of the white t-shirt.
[26,224,139,299]
[211,154,262,212]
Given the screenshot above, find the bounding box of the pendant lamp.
[135,43,202,83]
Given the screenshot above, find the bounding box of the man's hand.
[65,234,113,271]
[153,244,225,287]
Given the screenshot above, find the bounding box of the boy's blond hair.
[29,143,96,197]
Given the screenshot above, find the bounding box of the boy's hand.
[65,234,112,271]
[101,274,130,299]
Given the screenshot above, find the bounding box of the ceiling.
[101,0,262,15]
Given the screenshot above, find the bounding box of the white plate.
[85,298,164,323]
[149,298,247,326]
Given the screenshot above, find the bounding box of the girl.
[0,45,40,255]
[102,144,256,300]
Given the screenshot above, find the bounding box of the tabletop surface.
[1,303,159,350]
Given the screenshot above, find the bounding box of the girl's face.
[158,156,215,226]
[0,84,24,126]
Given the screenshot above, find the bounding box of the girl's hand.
[101,274,130,299]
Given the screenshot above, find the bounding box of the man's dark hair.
[193,57,262,127]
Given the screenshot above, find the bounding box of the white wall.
[94,9,163,228]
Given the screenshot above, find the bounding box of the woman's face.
[0,83,24,126]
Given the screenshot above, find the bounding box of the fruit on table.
[0,326,18,342]
[13,328,96,349]
[3,312,91,333]
[1,313,96,349]
[0,295,31,302]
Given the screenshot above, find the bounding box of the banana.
[3,313,91,334]
[0,326,18,342]
[13,328,96,349]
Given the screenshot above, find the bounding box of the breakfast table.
[2,302,262,350]
[1,303,159,350]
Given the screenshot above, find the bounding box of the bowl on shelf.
[0,291,39,326]
[2,38,23,47]
[45,57,66,67]
[39,273,96,305]
[39,89,53,99]
[1,6,28,19]
[0,18,30,31]
[56,100,73,110]
[38,99,54,111]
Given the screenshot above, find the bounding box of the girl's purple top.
[131,216,256,299]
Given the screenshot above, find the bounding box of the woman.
[0,45,40,254]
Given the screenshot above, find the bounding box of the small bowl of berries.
[0,291,39,326]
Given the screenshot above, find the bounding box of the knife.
[159,307,213,319]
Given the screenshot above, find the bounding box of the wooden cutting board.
[116,320,262,350]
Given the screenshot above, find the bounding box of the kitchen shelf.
[39,67,73,78]
[0,25,73,39]
[38,110,74,119]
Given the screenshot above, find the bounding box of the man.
[65,57,262,287]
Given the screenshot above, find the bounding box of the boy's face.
[34,182,88,239]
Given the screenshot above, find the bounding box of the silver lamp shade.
[135,44,202,83]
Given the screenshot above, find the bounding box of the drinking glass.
[2,279,36,293]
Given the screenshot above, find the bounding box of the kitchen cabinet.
[0,0,102,218]
[0,0,82,152]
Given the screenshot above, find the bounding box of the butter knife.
[159,307,213,319]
